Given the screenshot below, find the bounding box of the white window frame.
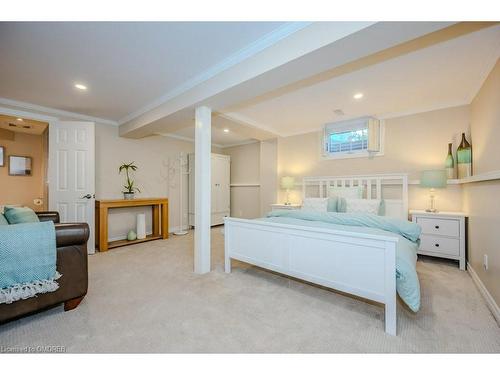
[320,117,385,160]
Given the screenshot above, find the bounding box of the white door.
[48,121,95,253]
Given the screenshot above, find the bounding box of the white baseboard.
[467,262,500,325]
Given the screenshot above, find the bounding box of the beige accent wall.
[463,59,500,308]
[276,105,470,212]
[222,142,261,219]
[0,131,47,211]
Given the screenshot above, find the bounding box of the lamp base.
[425,208,438,213]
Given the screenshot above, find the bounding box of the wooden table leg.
[99,207,109,251]
[161,202,169,239]
[152,204,160,237]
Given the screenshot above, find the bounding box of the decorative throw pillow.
[301,198,328,212]
[327,197,339,212]
[0,213,8,225]
[344,198,381,215]
[329,186,363,212]
[3,206,40,224]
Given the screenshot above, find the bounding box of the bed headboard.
[302,174,408,220]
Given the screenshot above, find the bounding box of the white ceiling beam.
[119,22,455,139]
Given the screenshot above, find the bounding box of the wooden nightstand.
[271,203,302,211]
[410,210,467,270]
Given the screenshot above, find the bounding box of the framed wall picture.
[0,146,4,167]
[9,155,32,176]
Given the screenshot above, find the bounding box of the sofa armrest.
[55,223,90,247]
[36,211,60,223]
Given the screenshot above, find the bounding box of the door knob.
[81,194,93,199]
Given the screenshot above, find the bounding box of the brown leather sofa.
[0,211,89,324]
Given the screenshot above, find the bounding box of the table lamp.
[280,176,295,205]
[420,170,447,212]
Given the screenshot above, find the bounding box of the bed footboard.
[224,217,398,335]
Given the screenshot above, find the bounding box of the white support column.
[194,106,212,274]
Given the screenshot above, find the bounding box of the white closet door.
[48,121,95,253]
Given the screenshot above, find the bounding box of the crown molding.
[0,97,118,126]
[118,22,312,125]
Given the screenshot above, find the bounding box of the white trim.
[0,97,118,126]
[118,22,311,125]
[0,105,58,122]
[230,183,260,187]
[459,170,500,184]
[468,262,500,325]
[410,170,500,185]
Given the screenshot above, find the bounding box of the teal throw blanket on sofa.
[0,221,60,304]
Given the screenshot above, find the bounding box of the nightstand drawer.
[419,234,460,256]
[416,217,459,237]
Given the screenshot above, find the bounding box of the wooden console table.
[95,198,168,252]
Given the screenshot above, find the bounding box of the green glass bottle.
[457,133,472,178]
[445,143,454,179]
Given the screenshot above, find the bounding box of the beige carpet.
[1,227,499,353]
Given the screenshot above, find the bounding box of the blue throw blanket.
[263,210,422,312]
[0,221,60,304]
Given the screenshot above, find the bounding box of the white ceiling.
[227,25,500,136]
[0,22,286,121]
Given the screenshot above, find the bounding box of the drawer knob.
[435,243,440,247]
[435,225,440,229]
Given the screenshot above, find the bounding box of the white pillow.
[329,186,363,199]
[301,198,328,212]
[344,198,381,215]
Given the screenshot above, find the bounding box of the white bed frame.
[224,174,408,335]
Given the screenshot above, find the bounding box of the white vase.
[136,213,146,240]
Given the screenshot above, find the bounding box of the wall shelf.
[409,170,500,186]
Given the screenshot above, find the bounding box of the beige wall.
[95,124,221,240]
[0,131,47,211]
[463,59,500,307]
[222,142,261,219]
[260,139,278,215]
[276,105,469,212]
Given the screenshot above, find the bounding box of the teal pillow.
[337,197,347,212]
[0,213,9,225]
[378,200,386,216]
[327,197,339,212]
[3,206,40,224]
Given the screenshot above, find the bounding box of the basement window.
[322,117,383,160]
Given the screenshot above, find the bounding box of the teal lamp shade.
[420,170,447,188]
[280,176,295,190]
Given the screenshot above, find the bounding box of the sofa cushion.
[0,214,8,226]
[3,207,40,224]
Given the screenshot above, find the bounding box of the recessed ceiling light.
[223,129,229,133]
[17,118,23,122]
[353,92,364,100]
[74,83,87,90]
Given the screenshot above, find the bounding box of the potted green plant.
[119,162,141,199]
